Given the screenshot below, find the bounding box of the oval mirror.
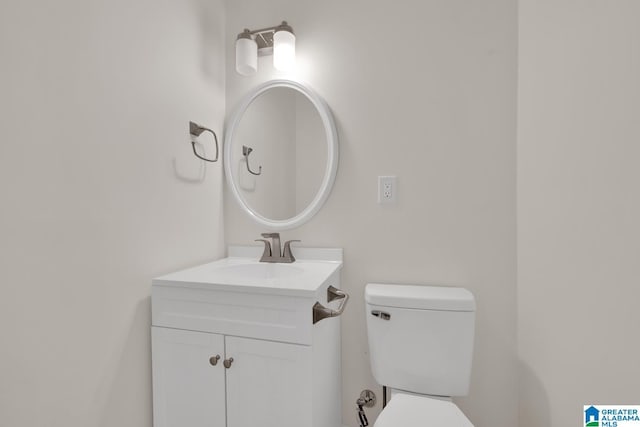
[224,80,339,230]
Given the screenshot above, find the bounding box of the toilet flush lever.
[371,310,391,320]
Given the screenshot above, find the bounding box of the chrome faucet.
[256,233,300,263]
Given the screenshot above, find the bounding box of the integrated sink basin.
[152,245,343,297]
[213,263,305,280]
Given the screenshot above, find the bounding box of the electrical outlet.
[378,176,396,204]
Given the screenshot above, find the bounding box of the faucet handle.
[255,239,272,261]
[282,240,301,263]
[261,232,280,239]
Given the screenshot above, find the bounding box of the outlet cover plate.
[378,176,396,204]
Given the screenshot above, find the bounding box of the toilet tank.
[365,283,476,397]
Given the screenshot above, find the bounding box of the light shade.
[235,37,257,76]
[273,30,296,71]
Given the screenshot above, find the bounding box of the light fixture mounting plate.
[254,30,274,50]
[236,21,293,55]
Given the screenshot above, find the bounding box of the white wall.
[518,1,640,426]
[224,1,518,426]
[0,1,225,426]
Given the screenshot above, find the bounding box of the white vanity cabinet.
[152,328,312,427]
[151,328,226,427]
[151,247,343,427]
[224,336,312,427]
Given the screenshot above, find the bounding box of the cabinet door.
[152,327,226,427]
[225,336,312,427]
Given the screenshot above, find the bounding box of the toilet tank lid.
[365,283,476,312]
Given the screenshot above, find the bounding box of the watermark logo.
[584,406,640,427]
[586,406,600,427]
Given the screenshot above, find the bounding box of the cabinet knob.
[223,357,234,369]
[209,355,221,366]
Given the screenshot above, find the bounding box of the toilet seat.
[374,393,473,427]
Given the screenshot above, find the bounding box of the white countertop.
[153,246,343,297]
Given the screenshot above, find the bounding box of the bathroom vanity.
[152,78,343,427]
[151,246,343,427]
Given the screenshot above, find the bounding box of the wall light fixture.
[235,21,295,76]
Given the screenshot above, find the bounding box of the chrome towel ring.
[189,121,219,162]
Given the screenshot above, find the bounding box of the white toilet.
[365,283,476,426]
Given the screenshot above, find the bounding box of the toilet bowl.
[365,283,476,427]
[374,393,472,427]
